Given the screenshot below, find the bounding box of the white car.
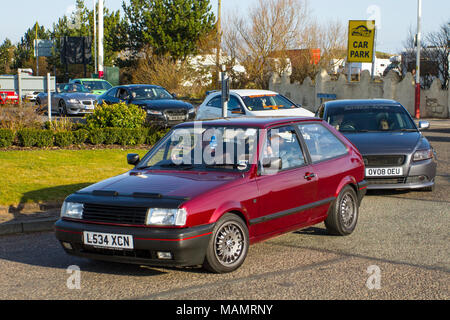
[195,89,314,120]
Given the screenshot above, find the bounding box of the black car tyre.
[203,213,249,273]
[325,185,358,236]
[59,100,68,116]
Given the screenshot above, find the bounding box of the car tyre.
[325,185,358,236]
[203,213,249,273]
[59,100,68,116]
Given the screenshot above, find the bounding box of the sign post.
[47,73,52,122]
[347,20,376,80]
[221,65,230,118]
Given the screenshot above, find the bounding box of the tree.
[425,20,450,89]
[0,39,14,74]
[223,0,310,88]
[122,0,215,60]
[12,23,49,73]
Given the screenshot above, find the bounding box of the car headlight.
[61,202,83,219]
[147,109,162,115]
[188,108,195,114]
[67,99,80,104]
[413,148,433,162]
[146,208,187,226]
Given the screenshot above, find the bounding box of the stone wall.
[269,69,449,118]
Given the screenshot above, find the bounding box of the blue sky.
[1,0,449,54]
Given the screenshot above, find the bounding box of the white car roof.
[230,89,278,97]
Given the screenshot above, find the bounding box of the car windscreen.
[137,126,259,171]
[82,81,112,91]
[241,94,298,111]
[62,84,90,93]
[326,104,417,132]
[130,87,173,100]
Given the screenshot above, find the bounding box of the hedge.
[17,129,54,147]
[0,129,15,148]
[2,127,168,148]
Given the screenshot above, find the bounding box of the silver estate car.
[316,99,437,191]
[36,83,98,116]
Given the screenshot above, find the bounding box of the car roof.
[117,84,163,89]
[208,89,279,98]
[176,116,322,129]
[73,78,109,82]
[324,99,402,107]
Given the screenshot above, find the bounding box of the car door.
[101,87,119,105]
[296,122,350,221]
[199,94,221,119]
[252,125,318,238]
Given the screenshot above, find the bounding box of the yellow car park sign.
[347,20,376,63]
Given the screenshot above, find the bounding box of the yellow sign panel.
[347,20,376,63]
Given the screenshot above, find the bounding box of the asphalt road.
[0,123,448,300]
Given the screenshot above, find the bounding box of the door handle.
[304,172,316,180]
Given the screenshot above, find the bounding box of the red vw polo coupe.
[55,117,367,273]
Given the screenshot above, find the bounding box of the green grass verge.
[0,148,149,207]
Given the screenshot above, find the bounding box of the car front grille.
[363,155,406,166]
[82,100,94,105]
[367,177,407,185]
[165,109,187,116]
[82,203,148,225]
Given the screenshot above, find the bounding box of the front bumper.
[54,219,214,267]
[66,102,96,115]
[366,158,437,190]
[146,112,196,127]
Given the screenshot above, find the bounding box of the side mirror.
[262,157,282,169]
[418,121,430,131]
[127,153,140,166]
[172,93,177,98]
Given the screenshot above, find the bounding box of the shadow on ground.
[6,183,92,219]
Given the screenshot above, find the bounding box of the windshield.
[241,94,298,111]
[138,126,259,171]
[82,81,112,91]
[130,87,173,100]
[326,105,417,132]
[62,84,90,93]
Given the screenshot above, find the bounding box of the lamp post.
[415,0,422,119]
[98,0,104,78]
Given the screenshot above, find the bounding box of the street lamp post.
[415,0,422,119]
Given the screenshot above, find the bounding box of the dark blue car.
[97,84,195,126]
[316,99,437,191]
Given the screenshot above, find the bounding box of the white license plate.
[83,231,133,250]
[85,105,94,110]
[366,167,403,177]
[168,115,185,121]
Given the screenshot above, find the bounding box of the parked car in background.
[55,117,367,273]
[316,99,437,191]
[69,78,113,95]
[195,89,315,120]
[36,83,98,116]
[0,91,19,104]
[23,91,41,102]
[97,84,196,126]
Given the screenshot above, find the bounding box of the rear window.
[297,123,348,163]
[241,94,298,111]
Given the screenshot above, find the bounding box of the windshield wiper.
[160,163,195,170]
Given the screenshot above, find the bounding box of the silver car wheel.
[214,222,244,266]
[339,193,357,229]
